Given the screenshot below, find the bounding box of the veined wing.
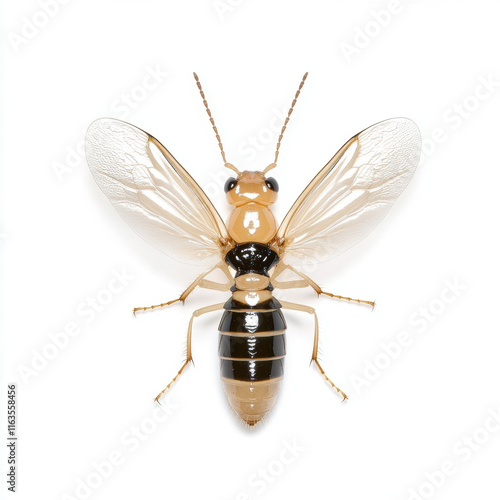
[276,118,421,266]
[86,118,230,266]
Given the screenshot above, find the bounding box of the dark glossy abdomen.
[218,301,287,425]
[221,242,285,425]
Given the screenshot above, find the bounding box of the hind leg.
[280,300,348,401]
[154,302,225,403]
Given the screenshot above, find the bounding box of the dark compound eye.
[265,177,279,192]
[224,177,237,193]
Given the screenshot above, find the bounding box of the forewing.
[276,118,421,267]
[86,118,230,266]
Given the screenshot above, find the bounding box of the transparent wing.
[85,118,230,266]
[276,118,421,266]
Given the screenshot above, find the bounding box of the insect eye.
[224,177,237,193]
[265,177,279,192]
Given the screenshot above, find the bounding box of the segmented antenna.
[193,72,240,175]
[263,72,308,174]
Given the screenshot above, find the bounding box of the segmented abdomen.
[218,299,286,426]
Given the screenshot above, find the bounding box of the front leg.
[133,263,232,315]
[273,263,375,308]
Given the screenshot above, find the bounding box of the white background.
[1,1,500,499]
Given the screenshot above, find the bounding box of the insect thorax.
[226,203,277,244]
[225,242,279,278]
[225,242,279,294]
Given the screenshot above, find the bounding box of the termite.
[86,72,421,425]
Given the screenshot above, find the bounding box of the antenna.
[193,72,240,175]
[263,72,308,175]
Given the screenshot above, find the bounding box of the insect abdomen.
[218,304,286,426]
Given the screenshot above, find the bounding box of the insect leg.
[270,260,288,280]
[133,263,232,315]
[273,279,309,289]
[280,300,348,401]
[198,279,232,292]
[218,261,234,282]
[279,264,375,308]
[271,262,309,289]
[154,301,226,403]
